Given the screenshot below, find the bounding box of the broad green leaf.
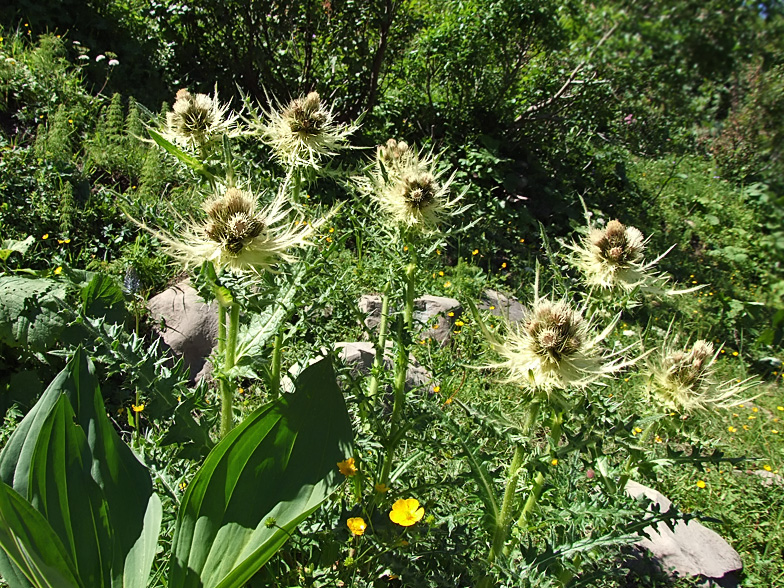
[0,348,160,588]
[0,276,68,351]
[0,481,83,588]
[169,356,353,588]
[0,235,35,262]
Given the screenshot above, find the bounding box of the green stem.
[220,303,240,438]
[270,330,283,400]
[618,420,658,490]
[488,444,526,565]
[291,167,302,205]
[379,255,417,487]
[368,286,391,401]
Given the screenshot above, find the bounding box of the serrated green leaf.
[147,128,216,181]
[169,356,353,588]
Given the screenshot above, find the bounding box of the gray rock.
[334,341,432,390]
[479,289,525,322]
[413,295,462,345]
[147,280,218,382]
[358,294,462,345]
[625,480,741,587]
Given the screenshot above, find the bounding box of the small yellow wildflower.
[551,458,558,466]
[329,227,335,233]
[375,483,389,494]
[132,403,145,412]
[53,266,62,275]
[763,465,772,472]
[443,281,452,288]
[389,498,425,527]
[454,320,464,327]
[337,457,358,477]
[179,482,187,492]
[439,271,445,276]
[347,517,367,536]
[432,385,441,393]
[752,407,759,413]
[448,311,454,317]
[777,406,784,411]
[732,351,739,357]
[772,430,779,434]
[472,249,478,255]
[42,233,49,240]
[728,426,737,433]
[501,262,507,269]
[696,480,706,489]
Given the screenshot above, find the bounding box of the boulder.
[358,294,462,345]
[479,289,525,322]
[625,480,742,587]
[147,280,218,382]
[334,341,432,391]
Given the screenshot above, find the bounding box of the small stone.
[358,294,462,345]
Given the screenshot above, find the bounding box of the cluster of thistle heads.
[150,86,465,275]
[153,86,755,415]
[487,217,757,415]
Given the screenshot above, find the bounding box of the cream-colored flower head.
[135,185,315,274]
[365,140,461,233]
[567,219,657,290]
[489,299,630,394]
[253,91,358,169]
[647,339,757,412]
[163,87,240,151]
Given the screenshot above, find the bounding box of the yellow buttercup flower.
[346,517,367,536]
[389,498,424,527]
[132,403,145,412]
[696,480,706,489]
[337,457,358,477]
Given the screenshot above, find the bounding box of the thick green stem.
[269,330,283,400]
[291,168,302,204]
[488,444,526,565]
[220,303,240,438]
[517,471,545,528]
[379,257,417,487]
[368,286,391,401]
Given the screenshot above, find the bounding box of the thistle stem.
[488,444,526,565]
[379,255,417,487]
[220,303,240,438]
[368,285,391,401]
[291,167,302,205]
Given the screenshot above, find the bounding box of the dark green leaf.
[169,356,353,588]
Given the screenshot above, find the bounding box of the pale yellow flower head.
[364,140,462,233]
[647,339,758,412]
[567,219,655,291]
[253,91,358,169]
[133,184,316,275]
[164,87,239,151]
[489,299,632,394]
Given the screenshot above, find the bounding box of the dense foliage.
[1,1,783,587]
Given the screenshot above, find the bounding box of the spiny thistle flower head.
[647,339,757,412]
[567,219,656,290]
[365,140,462,234]
[253,91,358,169]
[489,299,632,395]
[133,185,316,274]
[164,87,239,151]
